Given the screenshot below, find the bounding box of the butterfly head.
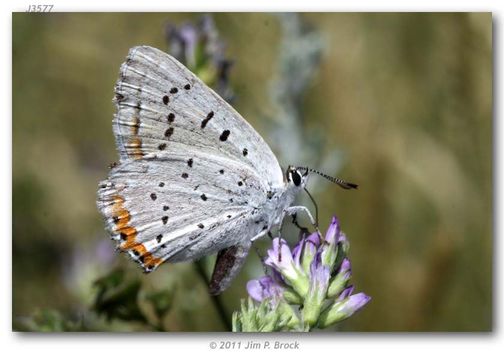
[286,165,309,188]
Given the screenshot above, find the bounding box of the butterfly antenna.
[298,167,358,190]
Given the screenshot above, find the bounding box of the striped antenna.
[297,167,358,190]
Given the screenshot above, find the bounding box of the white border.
[2,1,501,359]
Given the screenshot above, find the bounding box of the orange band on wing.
[110,195,162,268]
[126,138,143,159]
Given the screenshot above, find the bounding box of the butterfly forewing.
[113,46,283,187]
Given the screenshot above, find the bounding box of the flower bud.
[327,258,352,297]
[320,217,340,268]
[318,293,371,328]
[299,233,320,274]
[302,260,330,327]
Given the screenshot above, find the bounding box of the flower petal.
[318,292,371,328]
[264,238,304,286]
[306,231,321,247]
[325,216,340,244]
[246,276,283,302]
[246,278,268,302]
[309,259,330,297]
[292,238,304,267]
[339,258,351,273]
[265,238,294,269]
[337,285,354,301]
[340,293,371,315]
[302,260,330,326]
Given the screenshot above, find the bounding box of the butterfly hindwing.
[97,149,271,272]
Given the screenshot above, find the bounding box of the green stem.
[193,259,232,331]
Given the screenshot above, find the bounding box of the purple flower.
[325,216,340,244]
[327,258,352,297]
[339,293,371,316]
[309,259,330,298]
[302,258,331,326]
[238,215,370,331]
[337,285,354,302]
[293,231,320,274]
[320,217,342,268]
[264,238,309,296]
[264,238,300,279]
[339,257,351,273]
[247,276,283,302]
[319,292,371,328]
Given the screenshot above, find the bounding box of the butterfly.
[97,46,357,295]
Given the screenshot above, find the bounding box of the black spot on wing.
[187,158,193,167]
[162,216,169,225]
[162,95,169,105]
[201,194,208,201]
[164,127,174,138]
[168,113,175,123]
[156,234,163,243]
[184,84,191,90]
[198,223,204,229]
[169,87,178,94]
[158,143,167,150]
[163,205,169,211]
[219,169,224,174]
[242,148,248,156]
[150,193,157,201]
[181,172,189,179]
[201,111,214,129]
[159,182,165,187]
[220,130,230,141]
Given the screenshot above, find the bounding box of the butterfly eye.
[291,169,302,186]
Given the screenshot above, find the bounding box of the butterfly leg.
[284,206,322,239]
[273,207,321,263]
[276,205,319,242]
[284,206,316,227]
[209,242,251,295]
[291,212,309,233]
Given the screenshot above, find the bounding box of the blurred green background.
[12,12,492,331]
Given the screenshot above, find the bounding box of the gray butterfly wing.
[98,45,283,289]
[97,150,271,272]
[112,45,283,188]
